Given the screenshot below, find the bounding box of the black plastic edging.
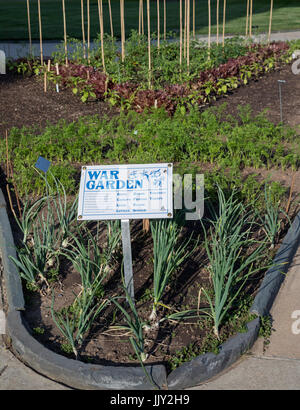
[1,187,299,390]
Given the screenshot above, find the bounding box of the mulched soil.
[1,60,300,369]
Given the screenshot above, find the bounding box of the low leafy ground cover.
[1,103,299,375]
[2,104,299,196]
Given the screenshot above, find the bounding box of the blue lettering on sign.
[86,177,143,190]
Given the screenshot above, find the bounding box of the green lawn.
[0,0,300,41]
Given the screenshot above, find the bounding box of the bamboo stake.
[62,0,68,65]
[108,0,114,38]
[164,0,166,41]
[139,0,141,35]
[87,0,90,63]
[157,0,160,50]
[141,0,144,35]
[98,0,106,73]
[147,0,151,88]
[187,0,190,69]
[81,0,86,59]
[44,65,47,92]
[286,173,296,215]
[143,219,150,233]
[184,0,186,59]
[180,0,182,67]
[37,0,43,65]
[47,59,51,71]
[222,0,226,48]
[120,0,125,62]
[268,0,273,45]
[26,0,32,56]
[246,0,249,37]
[249,0,253,38]
[193,0,195,40]
[208,0,211,58]
[216,0,219,44]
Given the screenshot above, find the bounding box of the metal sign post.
[121,219,134,301]
[278,80,286,123]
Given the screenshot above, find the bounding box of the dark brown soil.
[213,62,300,129]
[1,60,300,370]
[0,73,119,139]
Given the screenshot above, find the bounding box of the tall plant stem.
[37,0,43,65]
[120,0,125,62]
[249,0,253,38]
[147,0,151,89]
[108,0,114,38]
[193,0,195,40]
[222,0,226,48]
[216,0,219,44]
[157,0,160,50]
[62,0,68,65]
[98,0,106,73]
[187,0,190,70]
[208,0,211,59]
[179,0,182,67]
[245,0,249,37]
[163,0,166,40]
[184,0,186,59]
[81,0,86,59]
[87,0,90,63]
[268,0,273,45]
[26,0,32,56]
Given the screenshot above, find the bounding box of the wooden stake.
[216,0,219,44]
[87,0,90,63]
[81,0,86,59]
[108,0,114,38]
[193,0,195,40]
[147,0,151,88]
[139,0,142,35]
[184,0,186,59]
[180,0,182,66]
[47,59,51,71]
[143,219,150,233]
[26,0,32,56]
[268,0,273,45]
[120,0,125,62]
[249,0,253,38]
[286,173,296,215]
[208,0,211,58]
[246,0,249,37]
[141,0,144,35]
[44,67,47,92]
[157,0,160,50]
[163,0,166,40]
[98,0,106,73]
[37,0,43,65]
[187,0,190,69]
[62,0,68,66]
[222,0,226,48]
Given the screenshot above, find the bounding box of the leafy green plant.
[201,186,268,339]
[150,215,196,322]
[51,281,108,359]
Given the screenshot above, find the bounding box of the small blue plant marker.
[35,156,51,174]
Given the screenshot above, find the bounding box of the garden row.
[2,104,298,196]
[9,34,299,113]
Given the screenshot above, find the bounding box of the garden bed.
[1,36,300,389]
